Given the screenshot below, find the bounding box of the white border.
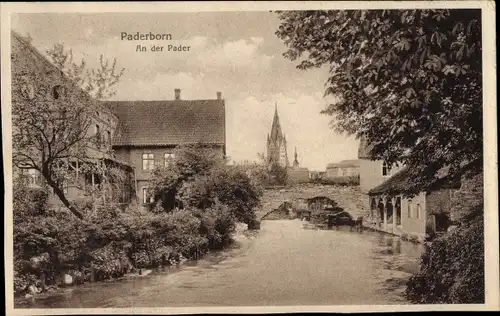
[2,1,498,314]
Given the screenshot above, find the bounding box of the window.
[416,204,421,219]
[142,187,154,204]
[382,161,391,176]
[142,153,155,170]
[407,200,412,218]
[164,153,175,166]
[107,131,112,145]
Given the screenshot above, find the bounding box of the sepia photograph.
[1,1,498,314]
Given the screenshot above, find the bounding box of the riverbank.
[15,223,255,307]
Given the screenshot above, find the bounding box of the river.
[17,220,424,308]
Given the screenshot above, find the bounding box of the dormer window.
[382,161,391,176]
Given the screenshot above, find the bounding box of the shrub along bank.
[405,207,484,304]
[14,145,263,297]
[14,185,238,296]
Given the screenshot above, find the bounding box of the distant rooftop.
[326,159,360,169]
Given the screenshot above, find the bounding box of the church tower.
[267,103,289,168]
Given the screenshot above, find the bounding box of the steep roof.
[103,100,225,146]
[368,166,461,196]
[269,104,284,142]
[368,167,410,196]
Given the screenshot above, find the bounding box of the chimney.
[174,88,181,100]
[216,91,222,100]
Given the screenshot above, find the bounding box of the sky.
[12,12,360,170]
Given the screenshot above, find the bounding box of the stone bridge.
[256,183,370,220]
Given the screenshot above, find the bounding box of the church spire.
[270,102,283,142]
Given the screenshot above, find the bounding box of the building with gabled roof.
[359,136,473,242]
[103,89,226,210]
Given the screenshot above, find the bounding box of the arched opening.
[395,197,402,225]
[370,198,377,218]
[377,198,384,223]
[386,199,394,224]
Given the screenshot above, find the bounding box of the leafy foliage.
[149,144,262,224]
[46,43,125,100]
[13,177,238,295]
[268,162,289,186]
[256,152,289,186]
[149,144,223,211]
[178,165,262,224]
[405,209,484,304]
[275,9,482,196]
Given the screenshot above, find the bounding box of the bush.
[405,210,484,304]
[197,204,237,249]
[150,144,262,224]
[268,163,288,186]
[149,144,224,212]
[178,166,262,224]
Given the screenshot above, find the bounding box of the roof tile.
[103,100,225,146]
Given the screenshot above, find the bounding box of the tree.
[12,35,125,219]
[275,9,482,196]
[149,144,224,212]
[178,165,262,224]
[257,152,289,186]
[46,43,124,100]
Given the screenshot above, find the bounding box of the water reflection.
[17,220,423,308]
